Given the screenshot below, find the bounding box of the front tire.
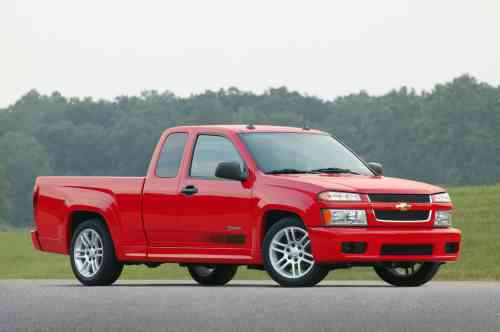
[374,262,440,287]
[263,217,329,287]
[187,264,238,286]
[70,219,123,286]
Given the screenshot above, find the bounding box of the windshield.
[239,132,373,176]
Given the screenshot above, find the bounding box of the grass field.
[1,185,499,280]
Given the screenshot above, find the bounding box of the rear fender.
[63,189,123,258]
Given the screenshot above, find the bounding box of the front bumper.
[308,227,461,263]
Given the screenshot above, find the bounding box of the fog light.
[322,209,367,226]
[435,211,452,228]
[445,242,459,253]
[341,242,367,254]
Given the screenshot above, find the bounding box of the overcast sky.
[1,0,499,107]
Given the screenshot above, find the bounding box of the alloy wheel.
[73,229,104,278]
[385,262,423,277]
[269,226,314,279]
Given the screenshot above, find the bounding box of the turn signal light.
[321,209,367,226]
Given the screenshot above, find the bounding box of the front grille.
[374,210,430,221]
[368,194,430,203]
[381,244,433,256]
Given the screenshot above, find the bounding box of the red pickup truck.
[31,125,461,287]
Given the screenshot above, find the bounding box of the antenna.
[302,122,310,131]
[246,123,255,130]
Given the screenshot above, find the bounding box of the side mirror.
[368,162,383,176]
[215,162,247,181]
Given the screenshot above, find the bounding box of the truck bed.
[33,176,147,258]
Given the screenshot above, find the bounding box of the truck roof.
[165,124,326,134]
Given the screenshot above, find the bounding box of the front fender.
[256,184,320,227]
[253,184,321,259]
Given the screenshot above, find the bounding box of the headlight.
[322,209,367,226]
[318,191,361,202]
[431,192,451,203]
[435,211,452,228]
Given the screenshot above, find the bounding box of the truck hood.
[268,173,444,195]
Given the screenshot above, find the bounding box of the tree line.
[0,75,499,227]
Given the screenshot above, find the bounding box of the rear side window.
[190,135,244,178]
[156,133,188,178]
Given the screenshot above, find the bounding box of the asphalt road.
[1,280,500,332]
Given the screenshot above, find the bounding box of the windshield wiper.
[266,168,310,175]
[309,167,360,175]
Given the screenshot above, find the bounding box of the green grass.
[1,185,499,280]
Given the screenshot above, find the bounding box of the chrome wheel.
[374,262,440,287]
[385,262,423,277]
[191,265,216,277]
[73,229,104,278]
[269,226,314,279]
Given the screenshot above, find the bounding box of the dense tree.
[0,75,499,227]
[0,164,6,225]
[0,132,52,227]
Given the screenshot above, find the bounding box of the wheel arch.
[261,209,304,240]
[257,206,307,255]
[259,209,329,286]
[65,208,121,258]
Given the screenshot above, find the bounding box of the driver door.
[176,133,253,255]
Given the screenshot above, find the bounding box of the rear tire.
[187,264,238,286]
[70,219,123,286]
[374,262,440,287]
[262,217,329,287]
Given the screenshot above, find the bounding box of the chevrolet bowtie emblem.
[395,202,412,211]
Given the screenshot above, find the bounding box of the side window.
[190,135,244,178]
[156,133,188,178]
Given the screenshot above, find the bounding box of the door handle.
[181,185,198,196]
